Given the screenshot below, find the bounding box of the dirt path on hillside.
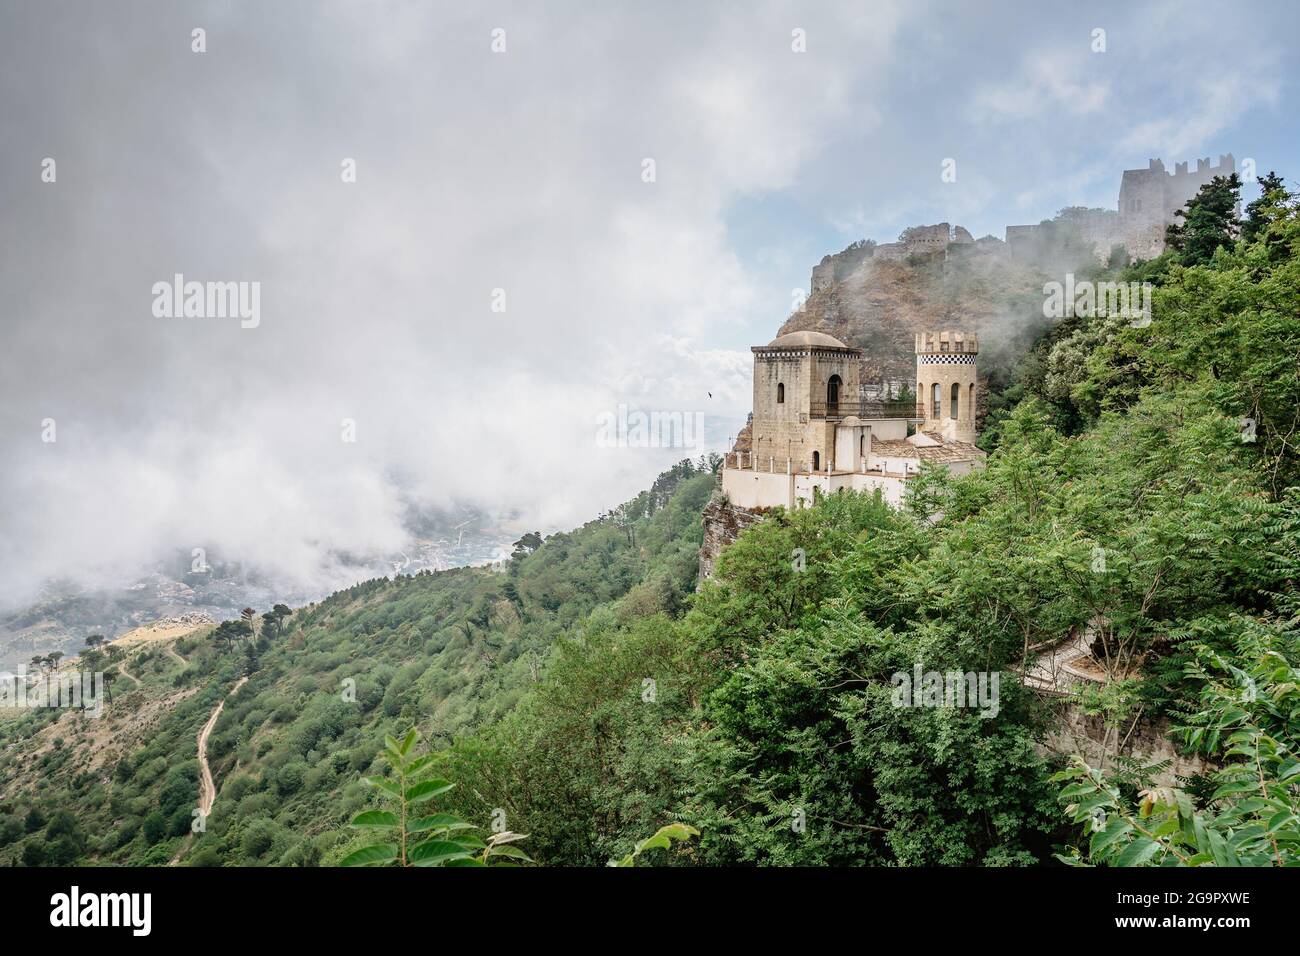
[197,676,248,817]
[115,639,184,688]
[168,674,248,866]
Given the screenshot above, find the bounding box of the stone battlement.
[915,330,978,354]
[1139,154,1236,180]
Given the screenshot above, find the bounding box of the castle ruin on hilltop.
[724,154,1243,514]
[1007,153,1237,261]
[810,154,1240,284]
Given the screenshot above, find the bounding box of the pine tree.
[1165,173,1242,266]
[1241,171,1293,249]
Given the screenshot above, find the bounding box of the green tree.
[1165,173,1242,266]
[141,811,167,845]
[1241,170,1292,246]
[512,532,543,558]
[21,840,46,866]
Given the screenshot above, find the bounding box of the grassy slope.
[0,460,714,866]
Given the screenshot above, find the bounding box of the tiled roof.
[871,437,985,463]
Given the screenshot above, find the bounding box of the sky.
[1,0,1296,608]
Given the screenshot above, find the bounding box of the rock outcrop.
[783,234,1054,392]
[698,494,763,583]
[1043,702,1217,787]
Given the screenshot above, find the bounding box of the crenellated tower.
[915,331,978,444]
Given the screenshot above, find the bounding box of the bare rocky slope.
[778,224,1097,406]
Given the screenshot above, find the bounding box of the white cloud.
[2,0,1294,613]
[971,52,1111,123]
[0,0,912,609]
[1117,73,1281,160]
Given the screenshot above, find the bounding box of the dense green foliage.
[0,460,715,866]
[1055,616,1300,866]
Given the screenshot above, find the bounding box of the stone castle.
[1008,153,1238,261]
[809,154,1238,282]
[721,329,983,510]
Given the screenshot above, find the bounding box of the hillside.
[0,460,715,865]
[434,175,1300,867]
[0,505,520,671]
[437,175,1298,867]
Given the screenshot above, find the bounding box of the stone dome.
[765,330,852,349]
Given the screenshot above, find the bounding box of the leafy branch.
[342,729,531,867]
[608,823,700,867]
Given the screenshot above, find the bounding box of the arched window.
[777,383,785,404]
[931,382,941,419]
[827,375,842,406]
[812,450,820,471]
[859,434,865,457]
[951,382,960,419]
[968,383,975,420]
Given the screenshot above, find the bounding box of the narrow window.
[827,375,841,405]
[812,450,820,471]
[969,383,975,420]
[931,382,941,419]
[951,382,960,419]
[777,383,785,404]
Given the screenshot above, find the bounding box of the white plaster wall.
[850,473,907,507]
[868,454,920,476]
[867,418,908,440]
[722,468,794,510]
[793,472,861,508]
[834,424,866,472]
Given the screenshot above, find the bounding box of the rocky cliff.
[784,218,1104,402]
[698,494,764,583]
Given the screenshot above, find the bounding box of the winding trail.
[197,676,248,817]
[170,671,247,867]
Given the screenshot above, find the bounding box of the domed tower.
[750,330,861,473]
[915,331,978,444]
